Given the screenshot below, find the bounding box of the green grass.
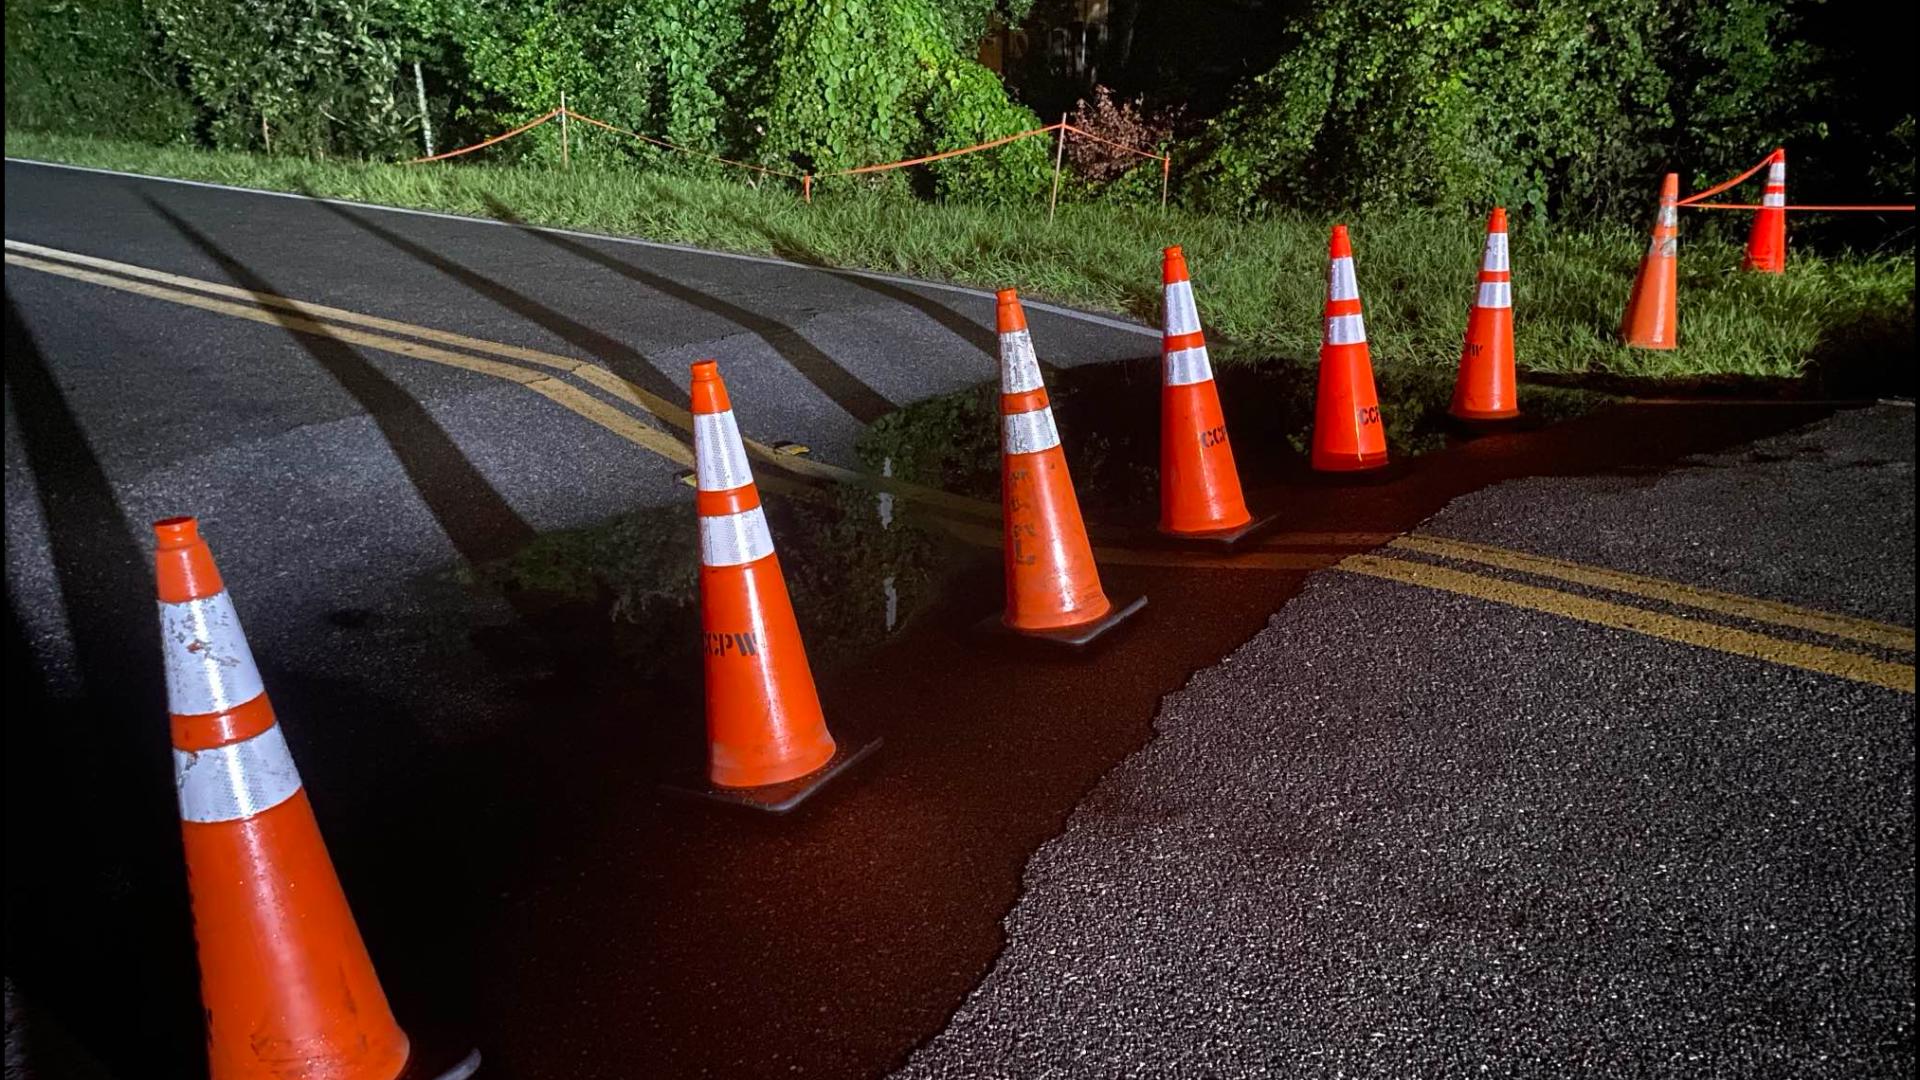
[8,130,1912,380]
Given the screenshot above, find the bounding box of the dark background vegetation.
[5,0,1912,236]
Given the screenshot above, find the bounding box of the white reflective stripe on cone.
[998,329,1045,394]
[1482,231,1510,272]
[1658,205,1677,227]
[694,409,755,492]
[1769,162,1786,183]
[1163,280,1202,336]
[1763,192,1786,207]
[1165,345,1214,386]
[699,505,776,567]
[1325,313,1367,346]
[1002,407,1061,455]
[175,723,303,824]
[1328,257,1360,301]
[1476,281,1513,309]
[159,591,264,718]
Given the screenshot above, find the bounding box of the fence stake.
[1161,156,1170,210]
[1048,115,1067,224]
[413,62,434,158]
[559,91,571,170]
[803,174,813,204]
[261,115,271,155]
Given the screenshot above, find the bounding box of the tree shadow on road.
[295,189,692,412]
[689,197,1003,360]
[141,195,536,567]
[473,192,897,424]
[3,292,203,1075]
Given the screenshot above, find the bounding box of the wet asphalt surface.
[897,407,1915,1080]
[6,159,1915,1079]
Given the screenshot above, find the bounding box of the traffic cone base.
[1153,509,1284,548]
[664,735,883,814]
[975,593,1148,649]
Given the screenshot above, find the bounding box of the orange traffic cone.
[990,289,1145,645]
[1743,149,1787,273]
[1621,173,1680,349]
[155,517,477,1080]
[1449,208,1519,421]
[686,360,874,811]
[1311,226,1388,472]
[1157,246,1271,544]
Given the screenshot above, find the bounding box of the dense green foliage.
[1180,0,1906,221]
[5,0,1909,217]
[3,0,194,143]
[5,0,1047,199]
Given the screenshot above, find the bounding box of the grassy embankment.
[10,129,1912,385]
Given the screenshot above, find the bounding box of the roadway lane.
[896,406,1915,1080]
[3,159,1151,1078]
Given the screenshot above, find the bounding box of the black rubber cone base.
[1157,509,1283,550]
[662,735,882,815]
[975,594,1148,650]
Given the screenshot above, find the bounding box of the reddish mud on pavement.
[444,400,1839,1079]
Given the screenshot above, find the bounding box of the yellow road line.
[1340,553,1915,693]
[1394,534,1915,653]
[6,237,1001,520]
[6,252,702,468]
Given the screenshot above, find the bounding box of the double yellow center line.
[9,237,1913,691]
[1343,534,1914,692]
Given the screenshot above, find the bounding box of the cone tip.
[995,288,1019,304]
[1489,206,1507,231]
[1163,245,1183,259]
[153,516,201,550]
[690,359,719,381]
[1329,223,1351,257]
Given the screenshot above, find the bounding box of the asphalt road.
[898,407,1915,1079]
[5,158,1913,1080]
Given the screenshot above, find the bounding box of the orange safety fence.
[406,105,1173,207]
[406,108,558,164]
[1678,151,1914,212]
[824,122,1065,178]
[563,109,804,180]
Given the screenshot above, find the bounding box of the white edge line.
[4,156,1160,339]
